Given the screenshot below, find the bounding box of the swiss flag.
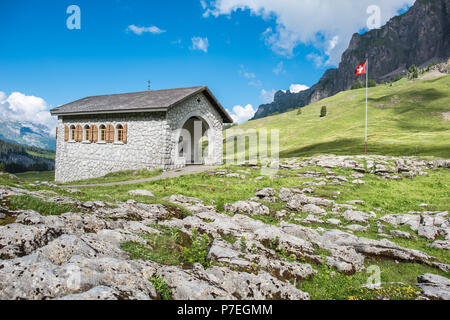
[355,62,366,76]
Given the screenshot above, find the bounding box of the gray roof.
[50,86,233,123]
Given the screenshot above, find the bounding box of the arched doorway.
[178,116,211,165]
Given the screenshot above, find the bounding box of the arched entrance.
[177,116,211,165]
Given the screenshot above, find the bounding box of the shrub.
[351,80,363,90]
[394,74,402,82]
[183,229,211,268]
[320,106,327,118]
[149,276,172,300]
[368,79,377,87]
[408,64,419,79]
[240,236,247,253]
[297,108,302,115]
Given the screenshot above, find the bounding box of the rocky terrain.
[0,155,449,300]
[253,0,450,119]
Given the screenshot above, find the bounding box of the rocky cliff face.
[252,0,450,120]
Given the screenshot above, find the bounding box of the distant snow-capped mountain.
[0,120,56,151]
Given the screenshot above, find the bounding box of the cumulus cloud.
[126,25,166,35]
[190,37,209,52]
[0,91,56,134]
[202,0,415,65]
[289,84,309,93]
[229,104,256,124]
[261,89,276,103]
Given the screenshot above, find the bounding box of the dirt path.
[63,165,219,188]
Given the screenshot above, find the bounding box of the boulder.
[0,223,62,259]
[390,230,413,239]
[302,204,327,216]
[342,210,375,223]
[417,273,450,300]
[224,201,270,216]
[128,190,155,197]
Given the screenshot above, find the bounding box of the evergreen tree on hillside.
[368,79,377,87]
[351,80,363,90]
[320,106,327,118]
[408,64,419,79]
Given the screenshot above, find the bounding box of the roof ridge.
[82,86,207,99]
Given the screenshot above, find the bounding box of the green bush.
[368,79,377,87]
[320,106,327,118]
[297,108,302,115]
[183,229,211,268]
[351,80,363,90]
[149,276,172,300]
[408,64,419,79]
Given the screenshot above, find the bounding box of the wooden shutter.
[123,124,127,144]
[107,124,114,143]
[76,125,82,142]
[64,125,69,141]
[92,125,98,143]
[88,126,92,142]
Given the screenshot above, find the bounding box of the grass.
[60,168,163,185]
[226,75,450,159]
[16,171,55,182]
[3,162,450,300]
[121,227,210,268]
[300,259,448,300]
[7,195,79,216]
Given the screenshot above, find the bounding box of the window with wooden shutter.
[70,126,76,141]
[84,125,91,142]
[64,126,69,142]
[100,125,106,142]
[117,124,124,142]
[92,125,98,143]
[123,124,128,144]
[107,124,114,143]
[76,125,82,142]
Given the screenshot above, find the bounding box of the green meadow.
[227,75,450,160]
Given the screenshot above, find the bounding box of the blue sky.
[0,0,415,129]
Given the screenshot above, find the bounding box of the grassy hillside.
[0,138,55,173]
[227,74,450,159]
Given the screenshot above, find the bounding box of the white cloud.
[239,65,262,86]
[126,25,166,35]
[248,80,262,87]
[273,61,285,75]
[190,37,210,52]
[229,104,256,124]
[0,91,56,135]
[261,89,276,103]
[289,84,309,93]
[202,0,415,65]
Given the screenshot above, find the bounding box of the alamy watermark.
[174,121,280,176]
[66,5,81,30]
[367,5,381,30]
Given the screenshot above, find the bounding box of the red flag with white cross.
[355,62,367,76]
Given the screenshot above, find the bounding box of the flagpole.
[365,58,368,154]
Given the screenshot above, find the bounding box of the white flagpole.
[365,58,368,154]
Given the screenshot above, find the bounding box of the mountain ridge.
[252,0,450,120]
[0,120,56,151]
